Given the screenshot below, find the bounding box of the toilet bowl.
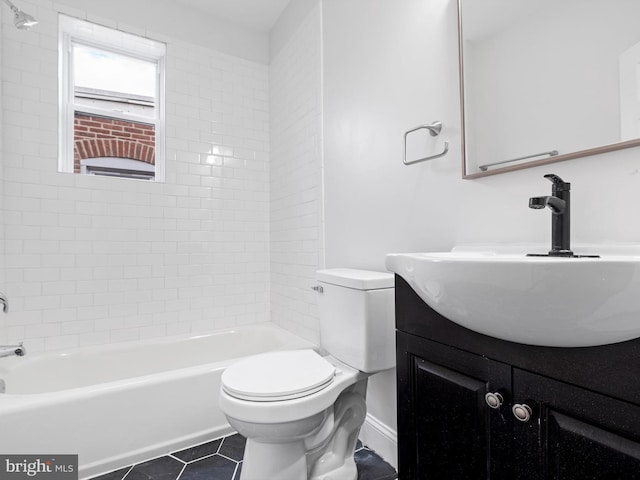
[220,351,369,480]
[219,269,395,480]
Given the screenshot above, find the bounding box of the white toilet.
[219,268,395,480]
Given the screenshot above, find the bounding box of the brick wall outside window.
[73,113,156,173]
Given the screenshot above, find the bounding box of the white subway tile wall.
[1,0,270,351]
[269,5,323,344]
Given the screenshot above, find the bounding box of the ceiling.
[174,0,292,33]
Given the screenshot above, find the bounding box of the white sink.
[385,246,640,347]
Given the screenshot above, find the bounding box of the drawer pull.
[512,403,533,422]
[485,392,504,409]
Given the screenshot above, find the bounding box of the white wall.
[323,0,640,269]
[323,0,463,271]
[1,0,270,351]
[269,2,324,344]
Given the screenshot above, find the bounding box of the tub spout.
[0,343,26,358]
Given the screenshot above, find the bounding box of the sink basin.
[385,246,640,347]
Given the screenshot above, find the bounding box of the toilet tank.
[316,268,395,373]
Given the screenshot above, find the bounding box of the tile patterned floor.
[91,433,397,480]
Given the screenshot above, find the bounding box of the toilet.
[219,268,395,480]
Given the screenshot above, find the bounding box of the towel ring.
[403,121,449,165]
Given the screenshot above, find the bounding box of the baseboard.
[359,413,398,469]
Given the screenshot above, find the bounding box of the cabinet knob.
[512,403,533,422]
[484,392,504,409]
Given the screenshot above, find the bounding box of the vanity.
[388,252,640,479]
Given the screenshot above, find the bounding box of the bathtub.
[0,323,315,479]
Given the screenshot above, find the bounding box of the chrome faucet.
[0,343,26,358]
[529,174,573,257]
[0,292,7,313]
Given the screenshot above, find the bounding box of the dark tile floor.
[91,433,397,480]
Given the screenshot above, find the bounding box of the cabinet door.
[513,369,640,480]
[397,332,512,480]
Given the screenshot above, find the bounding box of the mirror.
[459,0,640,178]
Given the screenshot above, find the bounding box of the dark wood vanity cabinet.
[397,332,513,479]
[395,275,640,480]
[512,369,640,480]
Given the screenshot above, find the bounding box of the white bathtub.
[0,323,315,479]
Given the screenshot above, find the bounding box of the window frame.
[58,15,166,182]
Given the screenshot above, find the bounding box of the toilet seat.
[222,350,336,402]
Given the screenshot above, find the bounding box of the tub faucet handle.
[0,292,7,313]
[311,285,324,293]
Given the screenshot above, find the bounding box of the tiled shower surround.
[1,0,271,351]
[269,4,323,344]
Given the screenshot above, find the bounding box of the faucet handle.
[543,174,570,191]
[0,292,7,314]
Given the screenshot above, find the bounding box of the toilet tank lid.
[316,268,394,290]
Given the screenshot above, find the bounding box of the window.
[59,15,166,181]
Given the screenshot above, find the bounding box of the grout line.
[120,465,134,480]
[216,453,241,464]
[183,452,226,465]
[167,454,187,464]
[167,436,227,465]
[174,461,187,480]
